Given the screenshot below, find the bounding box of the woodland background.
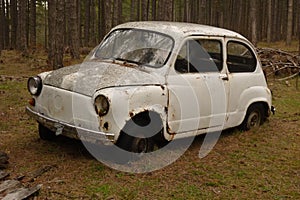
[0,0,299,69]
[0,1,299,198]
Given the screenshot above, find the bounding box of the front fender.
[93,85,168,142]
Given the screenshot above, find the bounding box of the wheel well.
[248,102,269,118]
[131,110,154,126]
[119,110,167,145]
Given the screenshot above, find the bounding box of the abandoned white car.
[26,22,274,153]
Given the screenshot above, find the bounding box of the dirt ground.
[0,50,299,199]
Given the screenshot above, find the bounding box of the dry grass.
[0,49,299,199]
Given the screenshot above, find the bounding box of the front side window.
[227,41,256,73]
[94,29,174,68]
[175,39,222,73]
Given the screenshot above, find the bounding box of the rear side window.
[227,41,256,73]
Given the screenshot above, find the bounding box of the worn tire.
[116,130,155,153]
[38,123,56,140]
[240,104,266,131]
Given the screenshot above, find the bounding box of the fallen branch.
[257,47,300,82]
[2,184,42,200]
[277,72,300,81]
[0,171,9,180]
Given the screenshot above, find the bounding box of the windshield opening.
[94,29,174,68]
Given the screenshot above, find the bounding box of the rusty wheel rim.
[247,111,261,129]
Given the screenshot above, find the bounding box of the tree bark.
[298,0,300,55]
[90,0,96,45]
[10,0,18,49]
[17,0,28,54]
[4,0,9,48]
[44,1,48,49]
[48,0,64,69]
[267,0,272,43]
[164,0,173,21]
[0,0,3,55]
[66,0,80,59]
[151,0,156,20]
[103,0,112,34]
[286,0,293,45]
[29,0,36,49]
[100,0,106,40]
[141,0,148,21]
[112,0,122,25]
[48,0,56,67]
[130,0,136,21]
[84,0,91,46]
[54,0,65,69]
[250,0,257,46]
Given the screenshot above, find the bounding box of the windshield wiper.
[111,57,144,66]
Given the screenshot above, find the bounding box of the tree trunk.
[151,0,156,20]
[48,0,56,67]
[100,0,106,40]
[104,0,112,34]
[298,0,300,55]
[286,0,293,45]
[250,0,257,46]
[112,0,122,26]
[44,1,48,49]
[29,0,36,49]
[141,0,148,21]
[54,0,65,69]
[17,0,28,54]
[90,0,96,45]
[4,0,9,48]
[183,0,189,22]
[0,0,3,55]
[130,0,136,21]
[164,0,173,21]
[267,0,272,43]
[84,0,91,47]
[10,0,18,49]
[66,0,80,59]
[136,0,140,20]
[48,0,64,69]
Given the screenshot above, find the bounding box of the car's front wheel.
[117,133,154,153]
[38,123,56,140]
[116,111,164,153]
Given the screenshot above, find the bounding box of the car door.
[167,37,229,134]
[224,39,260,128]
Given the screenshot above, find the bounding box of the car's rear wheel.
[240,104,266,131]
[38,123,56,140]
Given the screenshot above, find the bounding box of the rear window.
[227,41,256,73]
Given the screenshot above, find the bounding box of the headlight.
[27,76,42,95]
[94,95,109,116]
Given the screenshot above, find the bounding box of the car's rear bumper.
[26,106,114,145]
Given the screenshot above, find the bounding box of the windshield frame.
[93,28,175,68]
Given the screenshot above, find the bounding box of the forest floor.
[0,43,299,199]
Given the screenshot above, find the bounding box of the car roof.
[113,21,249,41]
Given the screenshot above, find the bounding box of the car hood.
[43,61,164,96]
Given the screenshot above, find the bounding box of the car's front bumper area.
[26,106,114,145]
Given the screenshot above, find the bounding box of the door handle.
[219,74,229,81]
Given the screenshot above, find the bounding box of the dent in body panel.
[94,85,168,142]
[43,61,165,97]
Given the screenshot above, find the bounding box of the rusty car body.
[26,22,273,153]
